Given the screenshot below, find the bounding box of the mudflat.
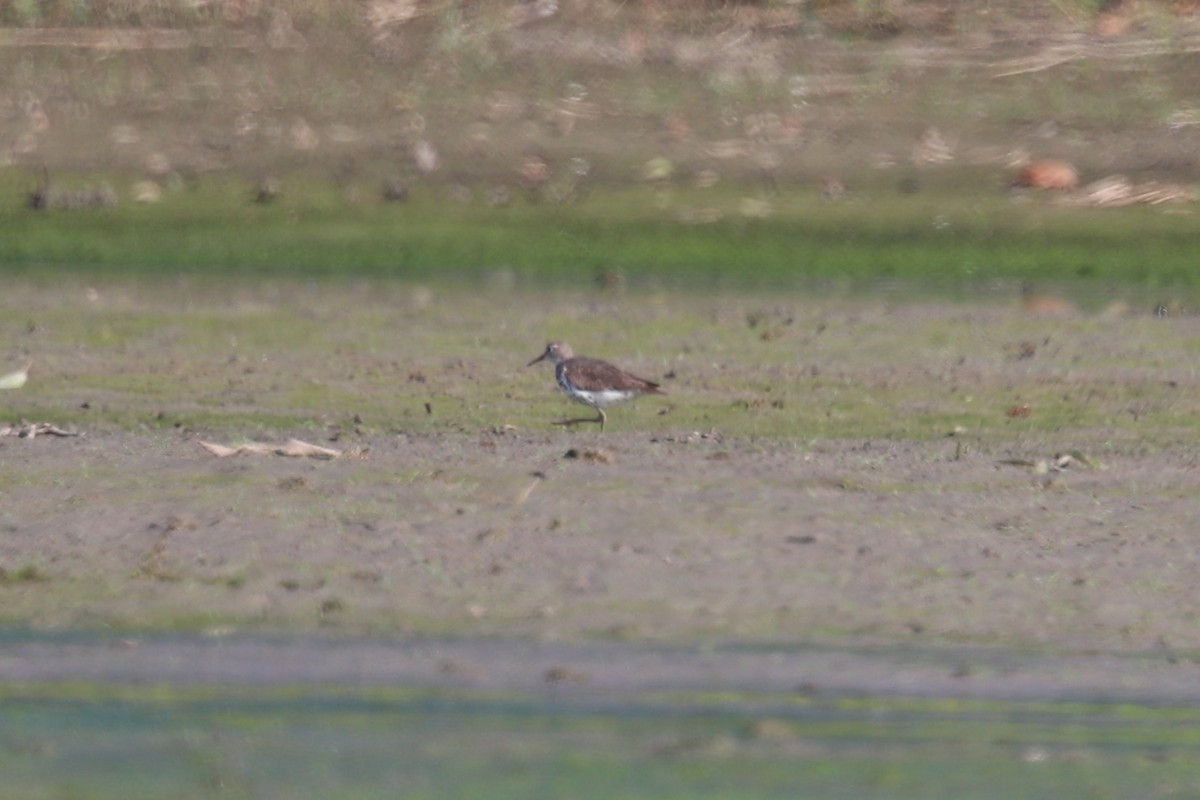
[3,279,1198,655]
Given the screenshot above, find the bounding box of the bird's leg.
[552,409,608,431]
[553,416,599,428]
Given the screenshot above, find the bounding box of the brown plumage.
[527,341,664,431]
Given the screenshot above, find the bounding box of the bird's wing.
[567,357,663,393]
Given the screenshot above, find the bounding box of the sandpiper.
[527,341,664,431]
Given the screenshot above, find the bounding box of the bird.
[526,341,664,431]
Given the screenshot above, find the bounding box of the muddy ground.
[7,423,1200,652]
[4,280,1200,658]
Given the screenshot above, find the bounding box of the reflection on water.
[4,683,1199,799]
[2,632,1199,798]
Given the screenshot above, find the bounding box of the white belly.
[562,386,637,408]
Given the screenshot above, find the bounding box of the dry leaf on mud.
[277,439,343,458]
[0,362,31,389]
[512,470,547,512]
[1054,451,1096,469]
[199,438,342,460]
[0,421,76,438]
[997,452,1092,473]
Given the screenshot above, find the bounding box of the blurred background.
[2,0,1197,222]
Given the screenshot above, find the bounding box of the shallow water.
[2,632,1199,798]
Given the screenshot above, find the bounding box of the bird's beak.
[526,352,547,367]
